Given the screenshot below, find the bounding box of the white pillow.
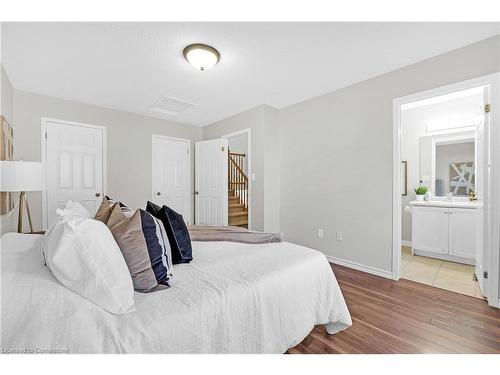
[60,200,91,218]
[42,212,135,315]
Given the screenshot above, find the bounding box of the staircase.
[228,150,248,228]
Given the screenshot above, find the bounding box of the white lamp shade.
[0,161,43,192]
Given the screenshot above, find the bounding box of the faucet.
[446,192,454,201]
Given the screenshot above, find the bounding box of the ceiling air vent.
[150,96,195,116]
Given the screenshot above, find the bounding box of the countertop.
[409,199,482,209]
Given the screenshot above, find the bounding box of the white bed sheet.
[1,233,351,353]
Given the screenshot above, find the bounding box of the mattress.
[0,233,351,353]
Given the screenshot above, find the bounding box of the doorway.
[392,74,500,307]
[223,129,251,229]
[41,117,106,229]
[152,135,191,224]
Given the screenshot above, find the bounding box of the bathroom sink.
[409,199,481,209]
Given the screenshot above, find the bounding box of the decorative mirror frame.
[401,161,407,196]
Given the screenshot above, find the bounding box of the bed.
[1,233,351,353]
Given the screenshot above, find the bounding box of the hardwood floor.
[288,264,500,354]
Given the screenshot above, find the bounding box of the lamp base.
[17,191,34,233]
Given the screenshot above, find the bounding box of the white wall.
[262,105,281,233]
[227,132,248,174]
[1,22,17,234]
[12,90,203,230]
[1,36,17,234]
[279,35,500,274]
[1,65,13,124]
[202,105,280,232]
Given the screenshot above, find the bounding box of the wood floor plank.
[288,264,500,354]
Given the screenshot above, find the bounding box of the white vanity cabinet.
[411,202,479,264]
[448,208,477,260]
[412,206,449,255]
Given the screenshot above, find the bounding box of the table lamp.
[0,161,43,233]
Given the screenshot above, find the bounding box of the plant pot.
[416,195,424,201]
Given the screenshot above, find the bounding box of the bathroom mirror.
[434,140,475,196]
[419,131,476,197]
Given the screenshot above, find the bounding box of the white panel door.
[449,208,477,260]
[195,138,228,225]
[45,121,104,228]
[412,206,449,254]
[152,136,190,223]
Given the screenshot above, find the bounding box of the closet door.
[152,135,190,223]
[45,120,105,228]
[194,138,228,225]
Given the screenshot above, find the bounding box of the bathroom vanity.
[409,200,481,265]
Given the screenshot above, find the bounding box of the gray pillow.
[110,208,173,292]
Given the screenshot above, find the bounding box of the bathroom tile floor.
[401,246,484,299]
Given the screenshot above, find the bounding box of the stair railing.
[228,150,248,208]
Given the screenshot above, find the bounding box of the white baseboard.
[326,256,393,279]
[401,240,412,247]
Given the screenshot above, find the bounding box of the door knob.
[156,192,161,196]
[194,191,199,195]
[95,192,101,197]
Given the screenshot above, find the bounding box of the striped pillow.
[110,208,173,292]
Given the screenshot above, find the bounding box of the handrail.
[229,156,247,180]
[228,151,248,208]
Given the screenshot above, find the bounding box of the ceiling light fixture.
[183,43,220,71]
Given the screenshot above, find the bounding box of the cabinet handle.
[95,192,101,197]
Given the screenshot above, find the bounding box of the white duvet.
[1,233,351,353]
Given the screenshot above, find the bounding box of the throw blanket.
[188,225,282,244]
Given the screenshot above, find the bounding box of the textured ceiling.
[2,22,499,126]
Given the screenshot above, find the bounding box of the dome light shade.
[183,43,220,71]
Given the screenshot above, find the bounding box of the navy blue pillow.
[146,201,193,264]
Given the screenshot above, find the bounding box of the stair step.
[229,203,244,208]
[229,216,248,226]
[229,211,247,218]
[229,207,246,214]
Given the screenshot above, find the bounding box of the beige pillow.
[94,197,115,223]
[107,204,127,228]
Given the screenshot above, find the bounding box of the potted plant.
[414,186,428,201]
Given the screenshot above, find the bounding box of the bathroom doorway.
[392,74,500,307]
